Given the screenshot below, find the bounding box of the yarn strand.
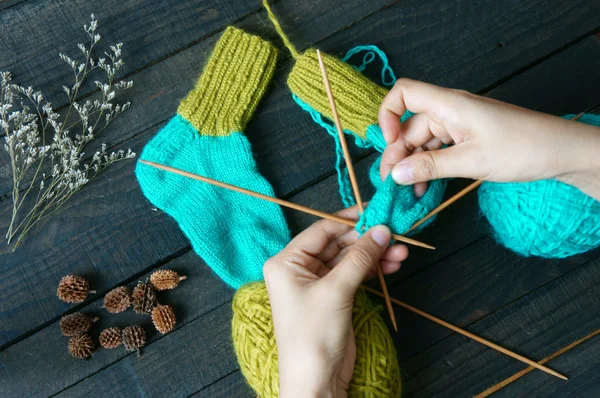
[262,0,300,59]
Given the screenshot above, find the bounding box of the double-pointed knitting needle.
[475,328,600,397]
[406,112,585,233]
[138,160,434,250]
[138,159,565,380]
[363,286,569,381]
[315,50,398,332]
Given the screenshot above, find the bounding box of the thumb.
[327,226,391,296]
[390,144,477,184]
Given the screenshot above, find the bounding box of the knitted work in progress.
[479,113,600,259]
[232,282,401,397]
[136,27,290,289]
[360,157,447,234]
[287,46,446,234]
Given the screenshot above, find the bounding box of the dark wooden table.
[1,0,599,396]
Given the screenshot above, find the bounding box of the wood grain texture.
[0,7,599,351]
[0,0,26,11]
[400,257,600,397]
[189,370,254,398]
[1,0,600,396]
[0,251,235,397]
[1,0,599,200]
[0,0,394,199]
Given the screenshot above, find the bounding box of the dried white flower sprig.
[1,15,135,250]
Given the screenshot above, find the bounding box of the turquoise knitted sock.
[135,27,290,289]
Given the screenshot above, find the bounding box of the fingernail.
[371,226,391,247]
[392,163,414,184]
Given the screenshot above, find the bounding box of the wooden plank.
[39,229,600,396]
[399,257,600,397]
[491,335,600,397]
[0,0,25,11]
[0,0,395,199]
[1,0,600,353]
[190,370,254,398]
[0,0,394,107]
[486,34,600,114]
[0,251,236,397]
[0,0,259,103]
[2,0,599,201]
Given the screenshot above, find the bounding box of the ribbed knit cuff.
[178,27,278,136]
[288,49,388,139]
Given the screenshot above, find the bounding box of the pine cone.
[60,313,99,336]
[57,275,95,303]
[132,281,156,314]
[150,269,187,291]
[99,327,122,349]
[103,286,132,313]
[152,305,176,334]
[122,325,146,356]
[68,333,94,359]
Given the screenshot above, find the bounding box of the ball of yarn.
[479,180,600,258]
[479,114,600,259]
[232,282,401,397]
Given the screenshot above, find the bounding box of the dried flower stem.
[1,15,135,250]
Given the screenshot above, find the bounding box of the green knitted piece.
[135,27,290,289]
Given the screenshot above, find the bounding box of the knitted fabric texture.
[232,282,401,397]
[287,47,445,235]
[479,113,600,259]
[136,27,290,289]
[360,157,447,234]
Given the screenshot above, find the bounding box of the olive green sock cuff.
[287,49,388,139]
[178,27,278,136]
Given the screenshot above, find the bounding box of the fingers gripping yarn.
[232,282,402,397]
[479,114,600,259]
[136,27,290,289]
[288,47,446,235]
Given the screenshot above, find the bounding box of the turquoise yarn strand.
[292,94,356,208]
[293,45,445,235]
[341,45,397,87]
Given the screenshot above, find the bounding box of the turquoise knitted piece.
[292,46,446,235]
[136,116,290,288]
[136,28,290,289]
[479,113,600,258]
[358,157,447,235]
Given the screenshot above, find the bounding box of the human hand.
[378,79,600,199]
[263,206,406,398]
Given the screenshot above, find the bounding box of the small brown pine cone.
[68,333,94,359]
[99,327,122,349]
[57,275,95,303]
[122,325,146,356]
[152,305,176,334]
[103,286,132,313]
[60,313,99,336]
[150,269,187,291]
[132,281,156,314]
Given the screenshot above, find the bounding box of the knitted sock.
[136,27,290,289]
[288,49,446,234]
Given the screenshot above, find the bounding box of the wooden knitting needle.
[138,160,434,250]
[141,157,567,381]
[407,179,483,232]
[475,328,600,397]
[407,112,585,233]
[316,49,398,332]
[362,286,569,381]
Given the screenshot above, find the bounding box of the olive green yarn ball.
[231,282,401,397]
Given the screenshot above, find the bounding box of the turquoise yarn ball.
[478,113,600,258]
[479,180,600,258]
